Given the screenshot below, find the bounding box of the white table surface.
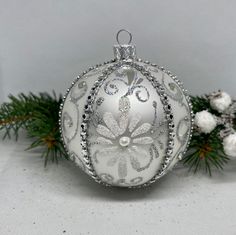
[0,137,236,235]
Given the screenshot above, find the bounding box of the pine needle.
[0,92,68,166]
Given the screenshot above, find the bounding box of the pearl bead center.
[119,136,130,147]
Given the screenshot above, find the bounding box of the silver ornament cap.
[113,29,137,61]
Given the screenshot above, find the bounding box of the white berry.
[194,110,217,134]
[223,133,236,157]
[210,91,232,113]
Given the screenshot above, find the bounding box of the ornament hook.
[116,29,132,45]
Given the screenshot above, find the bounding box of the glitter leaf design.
[130,145,149,159]
[133,137,154,145]
[96,137,113,145]
[131,123,151,138]
[96,124,116,139]
[119,96,130,113]
[129,154,141,170]
[128,113,141,132]
[94,95,154,179]
[119,113,129,135]
[103,112,121,137]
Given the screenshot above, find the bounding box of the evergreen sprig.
[0,92,233,174]
[0,92,68,166]
[183,127,230,175]
[183,95,231,175]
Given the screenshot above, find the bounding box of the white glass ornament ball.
[60,30,193,188]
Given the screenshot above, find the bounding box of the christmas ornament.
[59,29,193,187]
[194,110,217,134]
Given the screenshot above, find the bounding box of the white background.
[1,0,236,102]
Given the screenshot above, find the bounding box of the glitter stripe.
[119,113,129,135]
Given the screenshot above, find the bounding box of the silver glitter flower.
[95,108,154,178]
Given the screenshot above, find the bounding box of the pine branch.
[0,92,68,166]
[183,127,230,175]
[182,96,231,175]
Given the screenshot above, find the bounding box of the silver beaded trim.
[80,61,124,186]
[59,59,116,169]
[131,62,175,187]
[80,60,175,188]
[137,58,194,164]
